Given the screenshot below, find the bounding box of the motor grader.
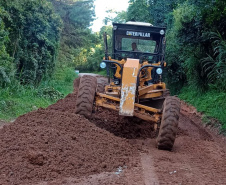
[75,22,180,151]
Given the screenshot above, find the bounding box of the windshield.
[115,36,158,54]
[121,38,157,53]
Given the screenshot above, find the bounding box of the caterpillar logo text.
[126,31,150,38]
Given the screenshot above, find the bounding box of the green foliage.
[149,0,184,26]
[86,45,104,71]
[164,2,196,93]
[161,0,226,93]
[37,87,63,101]
[173,3,196,30]
[201,32,226,90]
[87,25,113,71]
[0,7,13,87]
[203,0,226,33]
[0,0,62,85]
[127,0,151,23]
[74,25,112,72]
[75,43,103,72]
[49,0,95,66]
[179,86,226,132]
[104,10,127,24]
[0,66,76,121]
[0,0,96,121]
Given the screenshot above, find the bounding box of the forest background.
[0,0,225,131]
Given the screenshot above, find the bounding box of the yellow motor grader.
[75,22,180,150]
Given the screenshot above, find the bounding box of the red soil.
[0,89,138,184]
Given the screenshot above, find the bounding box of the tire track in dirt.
[140,152,159,185]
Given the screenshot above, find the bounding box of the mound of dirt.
[47,93,156,140]
[47,92,78,114]
[0,109,137,184]
[0,76,158,184]
[91,107,157,139]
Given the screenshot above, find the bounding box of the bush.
[0,7,13,87]
[179,86,226,132]
[38,87,63,101]
[0,66,77,121]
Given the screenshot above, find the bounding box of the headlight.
[100,62,106,69]
[160,30,165,35]
[156,68,163,75]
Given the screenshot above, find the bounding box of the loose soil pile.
[90,107,157,139]
[49,79,156,140]
[0,85,139,184]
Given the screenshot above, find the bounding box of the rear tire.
[156,96,180,150]
[75,75,97,118]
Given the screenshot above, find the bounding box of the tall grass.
[179,86,226,132]
[0,67,77,121]
[201,32,226,90]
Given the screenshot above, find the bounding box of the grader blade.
[119,59,139,116]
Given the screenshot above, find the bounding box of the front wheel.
[156,96,180,150]
[75,75,97,118]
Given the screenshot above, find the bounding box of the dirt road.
[0,78,226,185]
[89,99,226,185]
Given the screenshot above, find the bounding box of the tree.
[0,0,62,85]
[165,0,226,92]
[0,7,13,87]
[104,10,127,25]
[149,0,185,26]
[127,0,151,23]
[49,0,96,66]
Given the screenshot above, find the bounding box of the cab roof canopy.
[126,21,153,26]
[112,22,166,34]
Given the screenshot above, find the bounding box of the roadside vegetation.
[179,87,226,132]
[0,0,94,120]
[0,67,77,121]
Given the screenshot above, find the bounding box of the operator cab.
[112,22,166,63]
